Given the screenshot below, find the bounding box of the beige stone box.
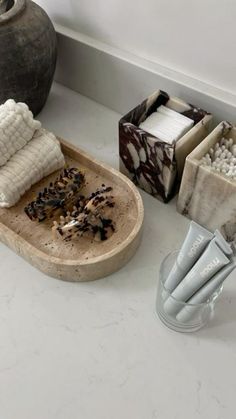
[177,121,236,241]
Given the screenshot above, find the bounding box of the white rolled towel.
[0,99,41,167]
[0,128,65,207]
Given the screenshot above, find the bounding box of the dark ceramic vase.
[0,0,57,115]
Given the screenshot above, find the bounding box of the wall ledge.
[55,23,236,124]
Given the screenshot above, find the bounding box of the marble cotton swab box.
[119,90,212,202]
[177,121,236,242]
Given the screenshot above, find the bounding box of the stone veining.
[119,90,211,202]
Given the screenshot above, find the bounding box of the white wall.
[35,0,236,95]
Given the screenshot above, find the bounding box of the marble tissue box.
[119,90,212,202]
[177,121,236,242]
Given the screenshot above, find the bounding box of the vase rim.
[0,0,26,24]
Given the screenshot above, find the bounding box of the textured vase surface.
[0,0,57,115]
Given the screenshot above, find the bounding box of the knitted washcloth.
[0,99,41,167]
[0,128,65,207]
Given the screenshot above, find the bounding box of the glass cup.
[156,251,223,333]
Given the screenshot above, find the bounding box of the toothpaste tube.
[164,221,213,294]
[164,240,230,316]
[176,259,236,323]
[214,229,233,256]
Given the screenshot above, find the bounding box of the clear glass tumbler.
[156,251,223,333]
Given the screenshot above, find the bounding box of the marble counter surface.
[0,83,236,419]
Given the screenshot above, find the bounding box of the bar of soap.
[139,106,194,145]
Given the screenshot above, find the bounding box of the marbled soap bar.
[119,90,212,203]
[177,121,236,242]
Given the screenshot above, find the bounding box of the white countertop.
[1,83,236,419]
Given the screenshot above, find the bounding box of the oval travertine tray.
[0,139,144,281]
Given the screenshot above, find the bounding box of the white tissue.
[139,106,194,145]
